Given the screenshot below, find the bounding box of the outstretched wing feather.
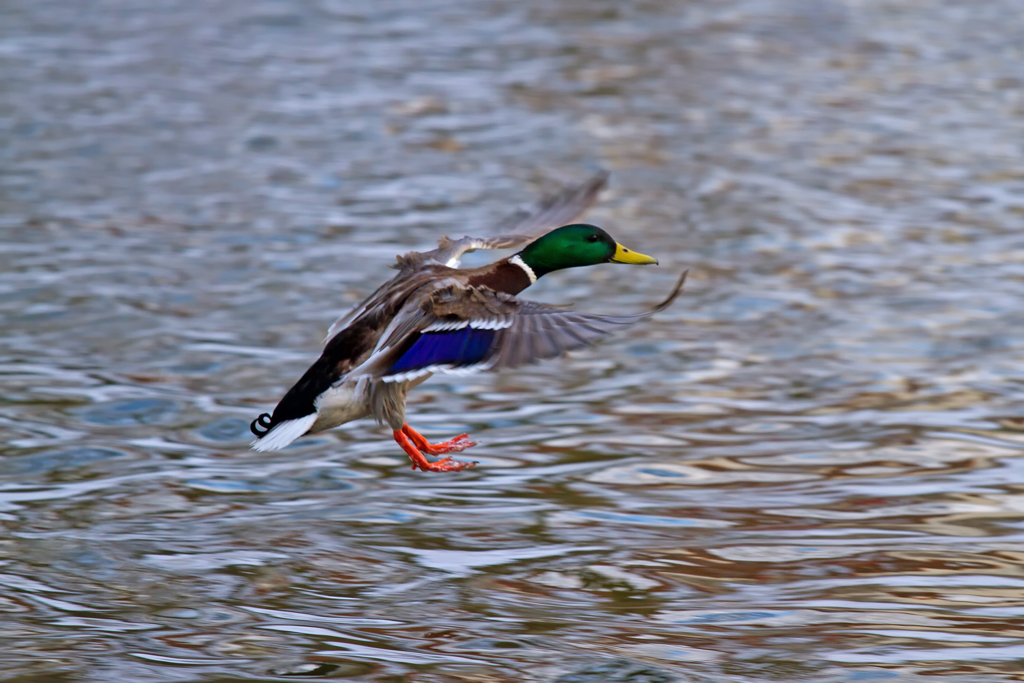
[325,174,607,342]
[490,171,609,239]
[423,172,608,267]
[357,271,687,382]
[489,305,634,368]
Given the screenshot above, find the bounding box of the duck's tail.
[250,413,274,437]
[249,413,317,452]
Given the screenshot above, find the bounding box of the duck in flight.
[250,174,686,472]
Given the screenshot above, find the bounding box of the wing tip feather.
[652,270,688,313]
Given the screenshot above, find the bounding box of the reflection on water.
[3,0,1024,680]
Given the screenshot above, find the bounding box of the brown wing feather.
[489,270,687,369]
[326,172,608,341]
[350,271,687,381]
[419,172,609,267]
[489,171,609,241]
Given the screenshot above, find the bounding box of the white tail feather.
[250,413,318,452]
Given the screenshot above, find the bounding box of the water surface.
[3,0,1024,680]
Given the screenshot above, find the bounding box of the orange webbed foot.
[394,425,478,473]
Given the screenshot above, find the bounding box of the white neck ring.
[509,255,538,284]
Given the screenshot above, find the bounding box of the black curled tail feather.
[250,413,274,437]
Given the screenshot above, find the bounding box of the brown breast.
[464,259,534,296]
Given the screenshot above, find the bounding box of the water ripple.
[4,0,1024,680]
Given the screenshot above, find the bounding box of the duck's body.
[251,174,685,471]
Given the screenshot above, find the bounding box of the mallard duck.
[250,174,686,472]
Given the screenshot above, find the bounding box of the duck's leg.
[393,427,478,472]
[401,423,476,455]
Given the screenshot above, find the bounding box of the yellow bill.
[610,243,658,265]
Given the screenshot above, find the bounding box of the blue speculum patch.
[389,328,496,374]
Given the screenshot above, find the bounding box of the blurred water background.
[4,0,1024,681]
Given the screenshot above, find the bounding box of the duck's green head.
[517,223,658,278]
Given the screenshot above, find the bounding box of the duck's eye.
[586,234,600,243]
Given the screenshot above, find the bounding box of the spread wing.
[349,271,687,383]
[323,172,608,343]
[419,171,608,268]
